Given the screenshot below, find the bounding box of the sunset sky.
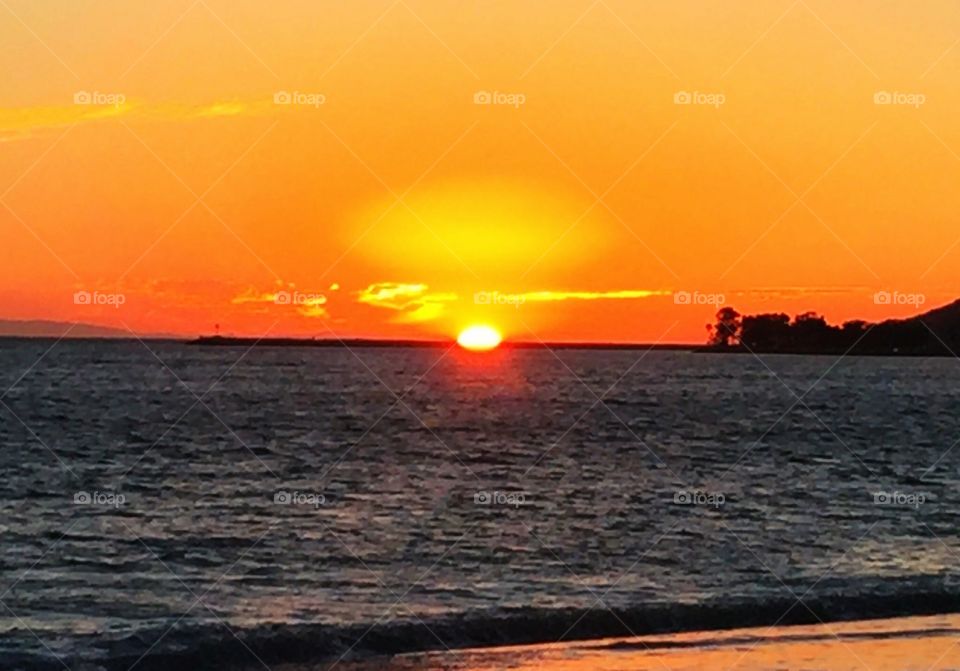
[1,0,959,342]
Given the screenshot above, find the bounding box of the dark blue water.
[1,340,959,669]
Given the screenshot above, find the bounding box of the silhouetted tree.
[841,320,868,339]
[796,312,845,350]
[709,307,741,347]
[842,319,867,332]
[740,313,791,350]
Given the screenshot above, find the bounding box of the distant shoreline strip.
[18,587,960,671]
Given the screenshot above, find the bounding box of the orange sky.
[1,0,958,342]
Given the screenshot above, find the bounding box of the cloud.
[357,282,457,323]
[232,285,329,318]
[480,287,863,304]
[231,289,282,305]
[473,289,671,306]
[297,301,329,318]
[515,289,671,302]
[192,101,250,118]
[729,286,870,299]
[0,130,29,143]
[0,98,268,136]
[357,283,429,307]
[358,284,671,322]
[0,102,127,135]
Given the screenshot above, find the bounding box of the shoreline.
[41,610,960,671]
[38,589,960,671]
[185,336,958,356]
[308,613,960,671]
[186,335,697,350]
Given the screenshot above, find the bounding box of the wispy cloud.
[729,286,870,299]
[0,98,270,136]
[232,284,329,318]
[231,289,282,305]
[511,289,671,303]
[0,102,127,134]
[357,283,457,323]
[473,289,671,307]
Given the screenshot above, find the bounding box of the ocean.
[1,339,959,669]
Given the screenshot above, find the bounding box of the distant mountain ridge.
[0,320,175,339]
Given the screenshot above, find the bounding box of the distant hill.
[861,299,960,355]
[704,299,960,356]
[0,320,174,339]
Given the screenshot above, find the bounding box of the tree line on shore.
[704,300,960,355]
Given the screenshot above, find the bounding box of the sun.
[457,325,502,351]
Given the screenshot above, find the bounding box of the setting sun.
[456,325,502,352]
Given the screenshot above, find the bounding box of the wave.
[10,587,960,671]
[595,625,960,652]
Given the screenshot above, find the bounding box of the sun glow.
[457,325,502,351]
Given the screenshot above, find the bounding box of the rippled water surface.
[1,340,959,668]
